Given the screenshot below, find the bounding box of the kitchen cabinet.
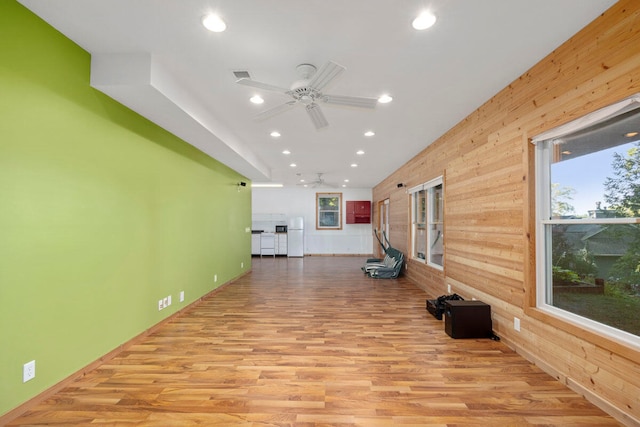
[346,200,371,224]
[275,233,288,255]
[251,233,261,255]
[253,232,287,257]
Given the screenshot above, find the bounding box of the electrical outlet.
[179,291,184,302]
[447,284,452,293]
[167,295,172,306]
[158,299,164,310]
[214,274,217,282]
[163,297,169,307]
[23,360,35,383]
[514,317,521,332]
[241,262,244,268]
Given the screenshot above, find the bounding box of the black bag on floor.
[426,293,464,320]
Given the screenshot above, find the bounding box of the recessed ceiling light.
[378,94,393,104]
[342,184,347,188]
[202,14,227,32]
[289,163,297,168]
[412,11,436,30]
[270,131,281,137]
[351,163,358,168]
[625,131,639,138]
[282,150,291,155]
[250,95,264,104]
[344,179,349,183]
[356,150,365,155]
[364,131,375,137]
[300,179,305,183]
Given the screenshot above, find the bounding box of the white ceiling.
[19,0,616,188]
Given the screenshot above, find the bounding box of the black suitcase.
[444,300,492,339]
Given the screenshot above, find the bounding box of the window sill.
[427,262,444,271]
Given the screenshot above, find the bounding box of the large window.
[533,94,640,346]
[316,192,342,230]
[410,177,443,269]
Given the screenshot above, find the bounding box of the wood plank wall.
[372,2,640,425]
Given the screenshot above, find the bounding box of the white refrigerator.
[287,217,304,257]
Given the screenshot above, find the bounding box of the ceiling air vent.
[233,70,251,79]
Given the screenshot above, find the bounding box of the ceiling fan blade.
[236,78,290,93]
[322,94,378,109]
[315,180,337,188]
[307,61,345,91]
[306,103,329,129]
[254,100,297,121]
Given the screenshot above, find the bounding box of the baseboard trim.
[500,335,639,427]
[0,271,248,425]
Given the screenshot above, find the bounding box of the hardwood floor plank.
[6,257,621,426]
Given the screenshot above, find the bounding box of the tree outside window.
[534,95,640,341]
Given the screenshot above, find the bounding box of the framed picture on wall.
[316,192,342,230]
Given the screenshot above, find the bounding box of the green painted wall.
[0,1,252,415]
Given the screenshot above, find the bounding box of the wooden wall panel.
[372,2,640,425]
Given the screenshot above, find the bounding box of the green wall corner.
[0,0,252,416]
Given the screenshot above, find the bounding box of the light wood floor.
[8,257,620,426]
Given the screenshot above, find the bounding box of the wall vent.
[233,70,251,79]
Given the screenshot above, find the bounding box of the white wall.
[252,187,374,255]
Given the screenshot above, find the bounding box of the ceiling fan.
[298,173,337,188]
[236,61,378,130]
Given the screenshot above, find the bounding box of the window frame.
[409,176,444,270]
[427,179,444,268]
[410,185,426,262]
[316,192,342,230]
[379,198,390,239]
[533,94,640,350]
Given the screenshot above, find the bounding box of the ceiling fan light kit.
[236,61,380,130]
[298,173,338,188]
